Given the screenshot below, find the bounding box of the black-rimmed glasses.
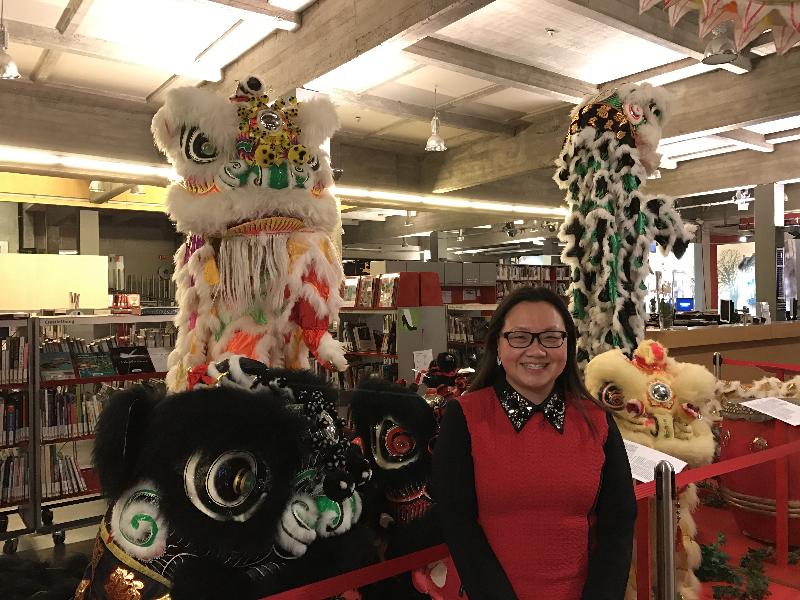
[502,330,567,349]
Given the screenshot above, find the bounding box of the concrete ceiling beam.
[404,36,596,103]
[426,50,800,193]
[207,0,497,97]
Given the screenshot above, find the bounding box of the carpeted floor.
[695,504,800,599]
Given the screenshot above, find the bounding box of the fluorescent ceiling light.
[334,186,568,216]
[513,219,524,225]
[473,225,493,229]
[0,145,176,180]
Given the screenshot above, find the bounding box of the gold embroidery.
[74,579,91,600]
[287,238,309,270]
[105,567,144,600]
[604,119,614,130]
[613,112,627,124]
[597,105,610,118]
[99,521,172,587]
[203,258,220,286]
[616,130,627,140]
[320,239,334,264]
[587,116,598,128]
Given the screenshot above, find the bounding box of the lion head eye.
[181,126,218,164]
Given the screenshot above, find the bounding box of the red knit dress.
[458,387,608,599]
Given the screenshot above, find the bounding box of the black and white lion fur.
[554,83,695,367]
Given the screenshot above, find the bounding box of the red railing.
[262,355,800,600]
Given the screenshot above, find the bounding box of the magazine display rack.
[0,314,175,552]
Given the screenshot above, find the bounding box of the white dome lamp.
[0,0,20,80]
[425,86,447,152]
[702,23,738,65]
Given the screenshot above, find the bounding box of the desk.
[646,322,800,381]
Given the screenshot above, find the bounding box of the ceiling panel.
[270,0,316,9]
[77,0,243,63]
[306,48,420,93]
[476,87,559,114]
[745,115,800,135]
[642,61,717,87]
[335,104,406,134]
[3,0,66,28]
[369,82,453,109]
[4,42,45,78]
[437,0,685,84]
[659,136,733,157]
[47,53,174,98]
[448,100,522,122]
[376,119,469,143]
[395,64,493,98]
[445,131,490,148]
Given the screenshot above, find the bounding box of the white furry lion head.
[152,77,340,236]
[568,82,670,176]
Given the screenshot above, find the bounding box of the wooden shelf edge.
[0,382,28,390]
[41,433,96,445]
[0,440,29,450]
[41,372,167,387]
[345,352,399,358]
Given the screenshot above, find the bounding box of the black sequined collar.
[494,380,565,434]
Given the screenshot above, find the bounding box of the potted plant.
[658,298,674,329]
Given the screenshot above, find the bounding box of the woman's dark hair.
[468,286,604,422]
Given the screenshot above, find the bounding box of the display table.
[646,322,800,381]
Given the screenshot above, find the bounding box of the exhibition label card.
[741,397,800,426]
[623,440,688,483]
[413,349,434,374]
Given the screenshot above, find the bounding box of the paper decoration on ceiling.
[639,0,800,55]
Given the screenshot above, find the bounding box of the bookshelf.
[337,306,447,388]
[496,264,571,304]
[0,313,177,551]
[0,315,32,552]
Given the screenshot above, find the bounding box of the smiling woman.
[432,286,638,600]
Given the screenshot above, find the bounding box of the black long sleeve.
[431,401,518,600]
[581,412,637,600]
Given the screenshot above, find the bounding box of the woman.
[432,286,636,599]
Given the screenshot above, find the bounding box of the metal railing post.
[655,460,676,600]
[712,351,722,379]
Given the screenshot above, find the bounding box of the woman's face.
[497,301,568,403]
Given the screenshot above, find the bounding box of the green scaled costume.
[553,84,695,368]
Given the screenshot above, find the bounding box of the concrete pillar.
[754,183,785,320]
[428,231,440,261]
[693,226,712,311]
[79,210,100,255]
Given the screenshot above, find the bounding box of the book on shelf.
[379,314,397,355]
[0,450,29,505]
[341,277,359,308]
[377,274,399,308]
[110,346,156,374]
[41,447,88,499]
[470,317,490,343]
[353,324,377,352]
[40,351,77,381]
[0,334,28,385]
[355,276,378,309]
[42,388,110,441]
[1,391,29,447]
[75,352,117,378]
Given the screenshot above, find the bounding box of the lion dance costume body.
[554,84,694,368]
[151,76,347,392]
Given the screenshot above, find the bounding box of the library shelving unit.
[496,264,571,304]
[21,313,175,548]
[338,306,447,388]
[446,304,496,369]
[0,315,33,553]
